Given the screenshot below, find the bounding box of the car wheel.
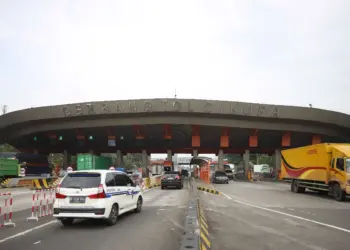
[134,197,142,213]
[105,204,119,226]
[161,185,165,189]
[60,218,74,226]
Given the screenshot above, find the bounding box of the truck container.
[77,154,112,170]
[281,143,350,201]
[0,158,20,179]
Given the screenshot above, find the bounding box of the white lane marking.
[221,192,232,200]
[0,220,58,244]
[204,191,208,195]
[222,194,350,234]
[33,240,41,244]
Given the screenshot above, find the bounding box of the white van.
[53,170,143,226]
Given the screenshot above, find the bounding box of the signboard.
[108,139,116,147]
[19,168,25,177]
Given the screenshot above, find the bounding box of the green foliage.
[123,154,143,169]
[225,153,272,166]
[224,154,242,164]
[0,144,18,152]
[48,154,63,166]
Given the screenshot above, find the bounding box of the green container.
[77,154,112,170]
[0,158,20,178]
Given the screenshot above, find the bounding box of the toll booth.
[163,160,174,172]
[190,157,212,183]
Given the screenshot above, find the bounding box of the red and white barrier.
[0,193,15,228]
[27,189,55,222]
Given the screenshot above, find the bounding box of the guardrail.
[0,192,15,228]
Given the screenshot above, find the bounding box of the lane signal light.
[34,136,37,141]
[59,136,63,141]
[89,136,93,140]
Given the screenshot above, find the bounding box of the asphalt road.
[199,180,350,250]
[0,187,34,213]
[0,179,191,250]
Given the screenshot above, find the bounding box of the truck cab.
[329,147,350,200]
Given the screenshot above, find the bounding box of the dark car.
[225,169,234,180]
[161,171,183,189]
[212,171,229,184]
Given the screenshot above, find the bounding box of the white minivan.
[53,170,143,226]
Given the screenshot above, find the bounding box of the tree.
[224,154,242,164]
[123,154,143,169]
[0,144,17,152]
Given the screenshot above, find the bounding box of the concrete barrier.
[179,183,200,250]
[197,199,211,250]
[197,186,221,195]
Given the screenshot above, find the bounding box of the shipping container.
[0,158,20,178]
[77,154,112,170]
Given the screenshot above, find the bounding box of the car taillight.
[55,184,67,199]
[88,184,107,199]
[175,176,180,180]
[56,193,67,199]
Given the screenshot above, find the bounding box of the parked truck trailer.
[281,143,350,201]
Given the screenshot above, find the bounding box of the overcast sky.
[1,0,349,114]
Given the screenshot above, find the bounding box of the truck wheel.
[333,183,346,201]
[291,179,298,192]
[291,179,305,193]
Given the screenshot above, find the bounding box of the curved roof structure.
[1,98,350,144]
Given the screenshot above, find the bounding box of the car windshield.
[215,172,227,176]
[346,159,350,173]
[60,173,101,189]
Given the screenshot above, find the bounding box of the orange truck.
[281,143,350,201]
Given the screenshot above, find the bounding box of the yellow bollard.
[145,177,151,189]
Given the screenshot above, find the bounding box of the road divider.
[197,186,221,195]
[197,198,211,250]
[140,175,161,190]
[27,189,55,222]
[179,189,200,250]
[0,192,15,228]
[0,179,11,188]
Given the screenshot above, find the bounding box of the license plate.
[70,196,86,203]
[167,178,174,180]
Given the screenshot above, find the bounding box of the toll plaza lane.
[199,181,350,250]
[0,179,191,250]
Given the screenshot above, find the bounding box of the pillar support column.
[274,149,281,178]
[167,150,172,161]
[218,149,224,170]
[116,150,124,167]
[63,150,71,169]
[243,149,250,177]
